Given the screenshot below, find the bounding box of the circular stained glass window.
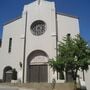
[31,20,46,36]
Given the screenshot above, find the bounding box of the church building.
[0,0,80,83]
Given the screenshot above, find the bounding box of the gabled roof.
[57,12,79,19]
[3,12,78,26]
[4,16,22,26]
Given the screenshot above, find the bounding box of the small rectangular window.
[8,38,12,53]
[67,33,71,37]
[57,71,64,80]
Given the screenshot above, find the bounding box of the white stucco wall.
[0,0,81,84]
[55,14,80,82]
[23,0,56,83]
[0,17,25,79]
[85,66,90,90]
[57,14,79,41]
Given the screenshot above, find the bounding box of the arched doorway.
[27,50,48,82]
[3,66,12,82]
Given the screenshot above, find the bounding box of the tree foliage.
[49,34,90,82]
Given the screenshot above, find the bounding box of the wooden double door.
[29,65,48,82]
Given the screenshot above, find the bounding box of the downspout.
[55,1,58,58]
[22,11,28,83]
[56,15,58,57]
[83,70,85,81]
[55,2,59,81]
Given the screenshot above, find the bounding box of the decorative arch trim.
[27,50,49,82]
[27,50,49,65]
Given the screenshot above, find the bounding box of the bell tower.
[23,0,56,83]
[37,0,45,5]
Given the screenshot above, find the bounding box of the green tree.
[49,34,90,84]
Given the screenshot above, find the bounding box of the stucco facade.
[0,0,82,84]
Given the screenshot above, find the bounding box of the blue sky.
[0,0,90,43]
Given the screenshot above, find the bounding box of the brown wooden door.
[29,65,48,82]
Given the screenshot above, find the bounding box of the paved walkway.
[0,85,33,90]
[0,85,18,90]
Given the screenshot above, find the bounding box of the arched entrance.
[27,50,48,82]
[3,66,12,82]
